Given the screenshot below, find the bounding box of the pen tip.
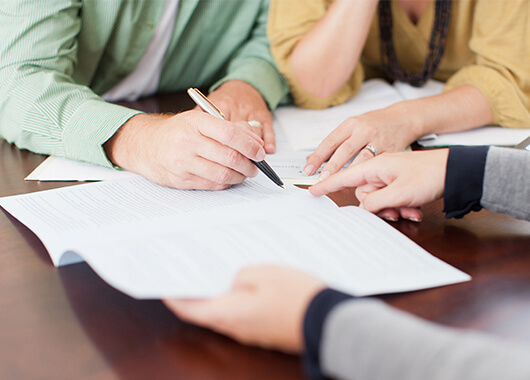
[280,185,286,189]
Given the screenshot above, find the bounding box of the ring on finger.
[363,144,378,157]
[248,120,263,129]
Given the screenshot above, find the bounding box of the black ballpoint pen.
[187,88,285,189]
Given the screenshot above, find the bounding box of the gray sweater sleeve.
[481,146,530,220]
[320,299,530,380]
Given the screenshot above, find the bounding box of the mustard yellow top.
[268,0,530,128]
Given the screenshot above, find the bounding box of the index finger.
[309,162,374,196]
[163,292,250,333]
[304,123,352,175]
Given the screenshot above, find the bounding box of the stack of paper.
[0,176,470,299]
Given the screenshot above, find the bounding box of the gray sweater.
[319,147,530,380]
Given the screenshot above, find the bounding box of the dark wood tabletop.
[1,93,530,379]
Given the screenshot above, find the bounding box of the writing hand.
[163,265,325,353]
[104,111,266,190]
[207,80,275,153]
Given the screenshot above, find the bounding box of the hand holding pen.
[188,88,285,189]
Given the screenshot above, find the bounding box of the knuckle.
[221,125,237,142]
[178,171,193,182]
[340,139,357,153]
[325,162,340,172]
[309,152,327,164]
[215,168,233,184]
[361,149,374,160]
[344,117,358,128]
[323,138,338,150]
[225,149,241,167]
[178,133,194,147]
[213,183,231,191]
[243,139,259,158]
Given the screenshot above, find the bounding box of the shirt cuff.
[303,288,355,380]
[443,146,490,219]
[63,99,144,168]
[210,58,290,110]
[444,66,530,129]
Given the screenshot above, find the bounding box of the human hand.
[104,111,266,190]
[303,105,423,180]
[207,80,275,153]
[163,265,326,353]
[309,150,449,221]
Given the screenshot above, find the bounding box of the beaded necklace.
[378,0,453,87]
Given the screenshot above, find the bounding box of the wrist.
[387,100,430,141]
[303,288,355,378]
[443,146,489,218]
[104,113,157,170]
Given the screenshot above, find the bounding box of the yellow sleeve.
[444,0,530,128]
[267,0,364,109]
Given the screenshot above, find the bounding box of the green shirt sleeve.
[210,0,291,109]
[0,0,142,167]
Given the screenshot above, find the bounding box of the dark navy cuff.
[303,288,355,379]
[443,146,489,219]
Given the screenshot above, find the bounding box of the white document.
[25,156,140,181]
[275,79,404,151]
[417,126,530,148]
[0,175,470,299]
[266,121,324,185]
[275,78,530,150]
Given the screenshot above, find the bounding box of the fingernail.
[408,217,422,223]
[318,171,330,181]
[303,164,314,176]
[256,148,266,161]
[266,143,275,153]
[383,217,398,222]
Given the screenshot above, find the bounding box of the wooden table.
[1,94,530,379]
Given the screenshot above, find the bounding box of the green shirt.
[0,0,289,167]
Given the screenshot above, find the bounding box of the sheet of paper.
[266,121,320,185]
[76,206,470,298]
[25,156,140,181]
[266,151,320,185]
[0,175,469,299]
[0,175,335,266]
[417,126,530,147]
[275,79,404,151]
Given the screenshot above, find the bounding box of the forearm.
[0,0,142,167]
[290,0,377,98]
[0,63,141,167]
[481,147,530,221]
[443,146,530,221]
[391,84,493,141]
[315,297,530,380]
